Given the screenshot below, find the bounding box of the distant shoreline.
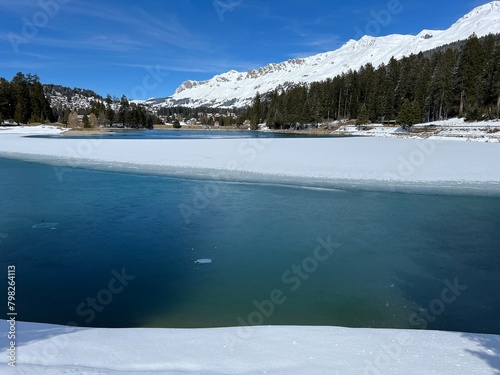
[59,124,250,136]
[3,120,499,142]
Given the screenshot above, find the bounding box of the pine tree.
[146,115,153,129]
[456,34,487,117]
[373,64,388,121]
[358,63,377,121]
[30,78,52,123]
[119,95,129,126]
[494,41,500,118]
[0,78,11,123]
[266,91,285,129]
[11,73,31,124]
[385,58,401,119]
[411,100,422,125]
[414,53,432,122]
[356,104,370,127]
[398,99,420,130]
[429,49,457,120]
[105,94,115,125]
[250,92,262,130]
[481,35,500,119]
[82,114,90,128]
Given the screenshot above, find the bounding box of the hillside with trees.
[43,84,103,102]
[63,94,159,129]
[244,34,500,129]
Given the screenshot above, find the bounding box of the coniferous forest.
[0,74,156,129]
[0,73,54,124]
[245,34,500,129]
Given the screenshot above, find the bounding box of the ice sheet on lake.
[1,130,500,196]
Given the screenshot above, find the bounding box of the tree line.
[0,74,157,129]
[244,33,500,129]
[83,95,157,129]
[0,73,54,124]
[156,106,246,127]
[47,92,158,129]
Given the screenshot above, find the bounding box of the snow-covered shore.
[1,320,499,375]
[336,119,500,143]
[0,125,67,135]
[1,125,500,195]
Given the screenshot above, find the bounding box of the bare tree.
[89,113,98,128]
[68,111,80,128]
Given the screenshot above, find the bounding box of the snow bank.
[0,129,499,194]
[0,125,67,135]
[1,320,499,374]
[337,119,500,143]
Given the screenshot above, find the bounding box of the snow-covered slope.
[157,1,500,108]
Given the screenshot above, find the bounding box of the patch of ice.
[195,259,212,264]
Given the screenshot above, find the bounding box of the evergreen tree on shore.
[12,73,31,124]
[398,99,421,130]
[0,78,11,123]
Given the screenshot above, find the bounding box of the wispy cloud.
[284,30,343,57]
[0,0,41,12]
[255,9,342,55]
[0,58,47,70]
[61,1,208,52]
[296,33,342,50]
[85,35,149,51]
[127,7,208,51]
[111,57,262,75]
[4,34,147,53]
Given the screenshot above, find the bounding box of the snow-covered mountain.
[151,1,500,109]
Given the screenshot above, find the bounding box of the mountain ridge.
[150,1,500,108]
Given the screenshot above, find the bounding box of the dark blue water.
[0,157,499,334]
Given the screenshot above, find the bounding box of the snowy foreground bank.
[1,320,499,375]
[1,125,500,194]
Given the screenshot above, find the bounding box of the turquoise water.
[0,156,499,334]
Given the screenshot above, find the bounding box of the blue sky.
[0,0,490,99]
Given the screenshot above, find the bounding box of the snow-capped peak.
[454,1,500,25]
[160,2,500,108]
